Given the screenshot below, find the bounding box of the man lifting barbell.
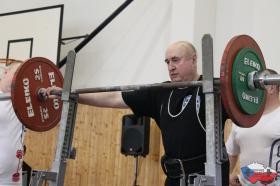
[0,61,25,185]
[45,40,230,186]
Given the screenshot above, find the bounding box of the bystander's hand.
[229,174,241,186]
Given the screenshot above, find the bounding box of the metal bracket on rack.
[29,50,78,186]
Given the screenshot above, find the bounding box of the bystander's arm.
[228,154,241,186]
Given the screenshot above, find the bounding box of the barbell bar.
[41,69,280,99]
[0,93,12,101]
[253,71,280,88]
[0,34,278,131]
[73,81,208,94]
[1,80,220,99]
[2,71,277,100]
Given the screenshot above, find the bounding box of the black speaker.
[121,114,150,157]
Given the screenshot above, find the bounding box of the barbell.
[1,35,279,132]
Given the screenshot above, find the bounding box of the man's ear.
[192,54,197,64]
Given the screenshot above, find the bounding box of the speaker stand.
[132,156,140,186]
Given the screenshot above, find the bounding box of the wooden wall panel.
[224,120,240,175]
[24,105,164,186]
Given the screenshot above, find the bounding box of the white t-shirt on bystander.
[0,91,25,186]
[226,107,280,186]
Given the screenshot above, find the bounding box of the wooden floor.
[24,104,236,186]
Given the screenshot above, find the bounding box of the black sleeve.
[122,89,158,118]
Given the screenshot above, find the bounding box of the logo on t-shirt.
[241,163,277,185]
[182,95,192,110]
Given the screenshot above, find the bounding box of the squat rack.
[28,34,226,186]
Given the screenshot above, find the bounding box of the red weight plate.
[220,35,266,128]
[11,57,63,132]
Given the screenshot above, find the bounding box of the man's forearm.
[78,91,129,108]
[228,154,238,173]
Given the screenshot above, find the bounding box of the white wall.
[0,6,62,63]
[193,0,217,75]
[1,0,280,88]
[69,0,173,88]
[1,0,174,89]
[214,0,280,76]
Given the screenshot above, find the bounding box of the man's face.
[165,44,196,82]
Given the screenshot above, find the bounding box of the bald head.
[165,41,199,82]
[167,41,197,61]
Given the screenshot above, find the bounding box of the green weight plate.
[232,48,265,115]
[220,35,266,128]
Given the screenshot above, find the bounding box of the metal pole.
[262,74,280,85]
[133,156,139,186]
[72,81,205,94]
[202,34,216,185]
[49,50,77,186]
[0,93,11,100]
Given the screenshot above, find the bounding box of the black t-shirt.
[122,79,229,184]
[122,83,207,159]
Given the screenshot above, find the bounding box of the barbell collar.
[253,70,280,89]
[262,74,280,86]
[253,70,270,90]
[247,71,257,90]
